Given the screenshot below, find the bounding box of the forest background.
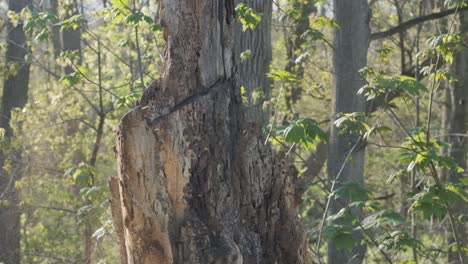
[0,0,467,263]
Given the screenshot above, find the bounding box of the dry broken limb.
[109,0,310,263]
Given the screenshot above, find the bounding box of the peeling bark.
[110,1,310,263]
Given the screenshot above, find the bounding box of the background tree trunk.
[234,0,272,124]
[445,9,468,264]
[49,0,62,60]
[62,0,83,74]
[283,0,316,115]
[0,0,32,263]
[110,0,310,264]
[327,1,370,263]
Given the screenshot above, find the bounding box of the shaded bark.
[327,1,370,263]
[110,1,310,263]
[444,9,468,264]
[0,0,32,263]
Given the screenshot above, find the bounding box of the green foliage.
[235,3,262,31]
[376,231,423,251]
[376,45,394,62]
[334,112,370,136]
[65,163,96,187]
[271,118,327,150]
[58,14,85,30]
[332,181,372,202]
[419,33,462,64]
[323,224,357,249]
[267,69,298,82]
[399,132,464,173]
[240,49,252,62]
[409,184,466,219]
[24,12,56,42]
[115,91,142,108]
[359,67,428,101]
[361,210,405,229]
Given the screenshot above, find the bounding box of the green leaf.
[334,112,369,136]
[115,91,142,108]
[240,49,251,62]
[65,163,95,187]
[408,184,464,219]
[59,14,85,30]
[377,231,423,251]
[59,72,82,86]
[275,118,327,149]
[235,3,262,31]
[267,70,297,82]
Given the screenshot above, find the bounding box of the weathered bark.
[327,1,370,263]
[444,9,468,264]
[0,0,32,263]
[110,1,310,263]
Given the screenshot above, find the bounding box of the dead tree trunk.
[327,1,370,263]
[0,0,32,263]
[110,1,310,263]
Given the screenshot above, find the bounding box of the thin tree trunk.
[283,0,316,115]
[62,0,82,74]
[327,1,370,263]
[49,0,61,59]
[59,2,92,262]
[110,1,310,263]
[0,1,32,263]
[445,9,468,264]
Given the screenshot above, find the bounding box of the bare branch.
[371,6,468,40]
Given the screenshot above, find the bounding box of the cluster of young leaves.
[421,33,462,64]
[409,183,467,219]
[103,0,162,31]
[7,7,53,43]
[300,15,339,42]
[358,67,428,101]
[65,162,96,187]
[333,112,393,145]
[235,3,262,31]
[399,132,464,173]
[268,118,327,150]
